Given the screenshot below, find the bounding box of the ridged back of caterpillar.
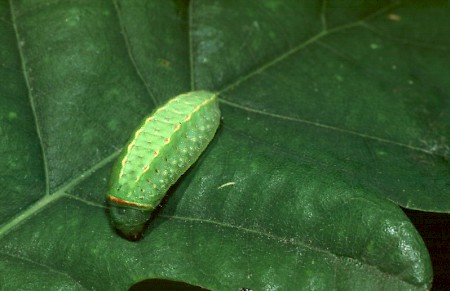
[108,91,220,208]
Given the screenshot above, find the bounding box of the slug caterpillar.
[107,91,220,238]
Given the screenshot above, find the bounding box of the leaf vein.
[111,0,159,106]
[219,98,444,158]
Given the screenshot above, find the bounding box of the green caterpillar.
[107,91,220,238]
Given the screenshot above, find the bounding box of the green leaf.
[1,0,447,290]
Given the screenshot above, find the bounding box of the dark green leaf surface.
[1,0,448,290]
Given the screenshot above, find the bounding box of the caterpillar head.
[108,197,153,239]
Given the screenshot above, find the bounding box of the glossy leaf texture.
[1,0,448,290]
